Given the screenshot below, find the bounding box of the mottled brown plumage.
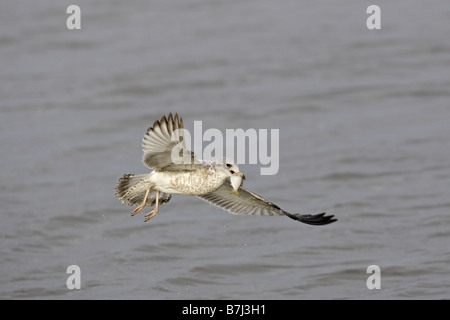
[115,113,336,225]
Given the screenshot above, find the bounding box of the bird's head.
[217,158,245,180]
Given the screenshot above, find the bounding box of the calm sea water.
[1,0,450,299]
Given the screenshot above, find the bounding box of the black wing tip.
[146,113,181,132]
[286,212,338,226]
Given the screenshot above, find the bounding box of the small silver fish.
[229,173,245,196]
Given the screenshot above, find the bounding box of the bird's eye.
[226,163,232,168]
[229,170,235,174]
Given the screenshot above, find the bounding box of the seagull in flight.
[115,113,337,225]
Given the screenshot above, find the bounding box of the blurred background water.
[1,0,450,299]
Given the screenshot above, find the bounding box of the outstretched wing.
[142,113,200,170]
[197,182,337,226]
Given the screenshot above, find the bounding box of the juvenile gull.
[115,113,337,225]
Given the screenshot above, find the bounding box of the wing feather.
[197,182,337,225]
[141,113,201,170]
[198,182,286,216]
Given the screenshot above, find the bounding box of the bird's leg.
[144,190,160,222]
[131,183,152,216]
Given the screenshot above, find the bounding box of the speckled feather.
[115,113,337,225]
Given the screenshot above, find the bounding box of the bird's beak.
[238,172,246,180]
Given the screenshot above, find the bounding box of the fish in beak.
[229,172,245,196]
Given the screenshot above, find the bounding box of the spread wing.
[198,182,337,225]
[142,113,201,171]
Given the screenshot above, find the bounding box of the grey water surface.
[1,0,450,299]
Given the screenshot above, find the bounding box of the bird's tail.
[115,173,148,200]
[115,173,171,207]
